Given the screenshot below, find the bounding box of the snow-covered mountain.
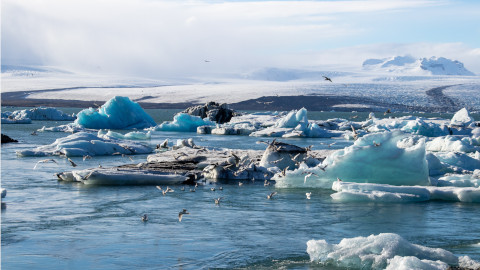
[363,56,475,76]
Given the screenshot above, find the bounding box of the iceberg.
[307,233,460,269]
[153,113,215,132]
[451,108,475,127]
[6,107,75,121]
[331,181,480,203]
[97,129,151,140]
[434,152,480,172]
[401,118,449,137]
[275,131,430,188]
[16,132,153,157]
[1,111,32,124]
[426,135,480,153]
[74,96,156,129]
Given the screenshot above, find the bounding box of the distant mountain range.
[362,56,475,76]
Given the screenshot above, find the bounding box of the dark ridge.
[1,134,18,144]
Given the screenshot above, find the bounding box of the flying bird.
[67,158,78,167]
[83,155,92,161]
[141,214,148,222]
[214,197,223,205]
[322,76,332,82]
[178,209,190,222]
[306,192,311,200]
[267,192,277,199]
[33,159,58,169]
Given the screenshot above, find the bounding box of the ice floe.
[275,131,430,188]
[74,96,156,129]
[152,113,215,132]
[331,181,480,203]
[16,132,153,157]
[1,111,32,124]
[451,107,475,127]
[307,233,476,269]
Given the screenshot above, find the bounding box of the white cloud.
[2,0,477,78]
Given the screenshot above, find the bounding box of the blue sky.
[2,0,480,77]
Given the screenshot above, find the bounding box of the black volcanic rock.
[1,134,18,144]
[182,101,236,124]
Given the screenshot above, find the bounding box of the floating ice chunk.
[426,136,480,153]
[97,129,151,140]
[472,127,480,138]
[259,141,307,170]
[385,256,448,270]
[426,153,450,176]
[331,181,480,203]
[75,96,156,129]
[153,113,215,132]
[16,132,153,157]
[307,233,458,269]
[434,152,480,172]
[274,108,308,128]
[1,111,32,124]
[437,174,479,188]
[275,131,430,188]
[71,168,187,185]
[401,118,448,137]
[459,256,480,270]
[451,108,475,127]
[7,107,75,121]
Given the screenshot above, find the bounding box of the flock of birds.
[140,176,316,223]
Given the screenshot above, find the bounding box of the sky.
[2,0,480,78]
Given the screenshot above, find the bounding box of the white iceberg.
[153,113,215,132]
[74,96,156,129]
[434,152,480,172]
[97,129,151,140]
[307,233,460,269]
[451,108,475,127]
[401,118,449,137]
[331,181,480,203]
[1,111,32,124]
[70,167,188,185]
[275,131,430,188]
[16,132,153,157]
[6,107,75,121]
[426,135,480,153]
[437,173,479,188]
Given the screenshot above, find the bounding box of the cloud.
[2,0,478,77]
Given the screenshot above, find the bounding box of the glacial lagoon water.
[2,108,480,269]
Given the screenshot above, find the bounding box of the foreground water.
[2,108,480,269]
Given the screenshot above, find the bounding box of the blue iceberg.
[74,96,156,129]
[153,113,215,132]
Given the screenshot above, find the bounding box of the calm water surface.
[2,108,480,269]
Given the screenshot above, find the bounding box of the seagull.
[67,158,78,167]
[204,60,210,63]
[83,155,92,161]
[33,159,58,169]
[165,186,174,193]
[219,186,223,191]
[280,166,289,177]
[214,197,223,205]
[352,115,358,119]
[181,186,185,191]
[210,187,216,192]
[264,180,270,186]
[141,214,148,222]
[322,76,332,82]
[337,177,342,182]
[373,141,381,147]
[306,192,311,200]
[156,186,162,191]
[318,165,328,172]
[31,131,38,136]
[351,125,358,140]
[178,209,190,222]
[190,188,196,192]
[238,182,244,186]
[267,192,277,199]
[384,109,391,115]
[80,170,95,180]
[303,172,317,184]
